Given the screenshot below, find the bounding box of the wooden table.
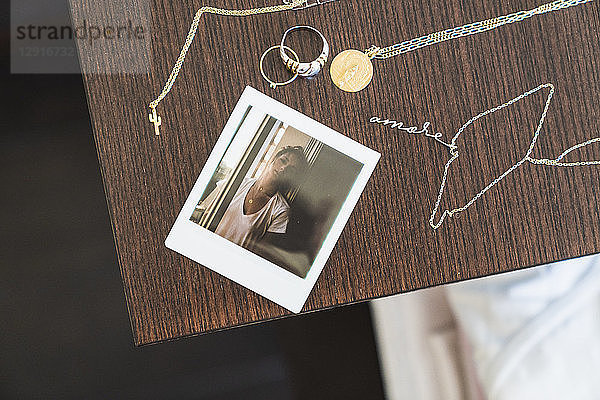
[69,0,600,345]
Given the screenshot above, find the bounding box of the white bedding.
[446,254,600,400]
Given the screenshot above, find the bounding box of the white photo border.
[165,86,380,313]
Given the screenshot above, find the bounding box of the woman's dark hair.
[273,146,308,172]
[271,146,308,194]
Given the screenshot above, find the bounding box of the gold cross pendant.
[149,107,162,136]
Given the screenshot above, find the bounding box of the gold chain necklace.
[148,0,335,135]
[330,0,594,92]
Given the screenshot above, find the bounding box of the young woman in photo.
[198,146,308,252]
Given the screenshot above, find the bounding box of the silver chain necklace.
[371,83,600,229]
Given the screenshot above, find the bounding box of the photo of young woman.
[166,87,379,311]
[197,146,308,253]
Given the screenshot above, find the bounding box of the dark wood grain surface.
[68,0,600,345]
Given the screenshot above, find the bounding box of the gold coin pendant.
[329,49,374,93]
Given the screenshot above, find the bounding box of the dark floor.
[0,4,384,399]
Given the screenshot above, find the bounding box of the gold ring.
[260,45,299,89]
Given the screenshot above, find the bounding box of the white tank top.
[214,178,289,249]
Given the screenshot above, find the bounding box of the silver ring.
[279,25,329,77]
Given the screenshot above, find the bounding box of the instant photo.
[166,87,379,312]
